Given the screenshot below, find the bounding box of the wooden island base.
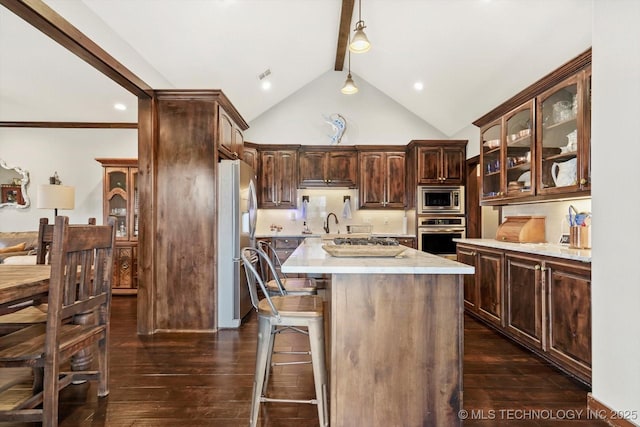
[328,273,463,426]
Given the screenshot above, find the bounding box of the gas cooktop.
[332,237,400,246]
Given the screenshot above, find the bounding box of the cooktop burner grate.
[332,237,399,246]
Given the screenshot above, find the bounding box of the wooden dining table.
[0,264,51,315]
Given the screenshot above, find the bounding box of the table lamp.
[37,184,75,218]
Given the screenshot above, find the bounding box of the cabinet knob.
[580,178,587,185]
[535,265,541,270]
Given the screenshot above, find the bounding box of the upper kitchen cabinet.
[298,147,357,188]
[412,140,466,185]
[474,49,591,205]
[218,105,249,160]
[258,145,299,208]
[481,102,537,206]
[242,142,259,176]
[536,68,591,195]
[358,148,406,209]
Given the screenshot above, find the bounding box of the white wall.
[452,124,481,159]
[245,70,447,146]
[0,128,137,231]
[591,0,640,421]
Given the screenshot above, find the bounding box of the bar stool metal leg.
[250,315,274,427]
[308,317,328,427]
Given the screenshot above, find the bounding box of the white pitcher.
[551,158,577,187]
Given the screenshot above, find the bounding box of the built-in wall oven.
[418,216,466,259]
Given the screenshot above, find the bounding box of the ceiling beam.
[0,0,153,99]
[334,0,355,71]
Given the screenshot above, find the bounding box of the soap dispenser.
[302,221,312,234]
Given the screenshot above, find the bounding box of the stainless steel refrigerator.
[217,159,257,328]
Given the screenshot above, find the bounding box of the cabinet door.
[504,102,535,199]
[385,152,406,208]
[233,126,244,159]
[258,150,278,207]
[505,253,543,349]
[105,167,129,241]
[441,147,464,184]
[480,120,504,201]
[359,152,385,208]
[477,249,503,326]
[298,151,327,187]
[417,146,441,184]
[242,146,258,176]
[537,74,585,195]
[326,151,357,187]
[218,110,236,159]
[545,259,591,380]
[277,151,297,208]
[113,244,137,291]
[456,245,478,311]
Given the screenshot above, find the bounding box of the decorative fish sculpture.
[323,113,347,144]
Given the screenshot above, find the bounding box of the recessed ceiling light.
[413,82,424,91]
[114,103,127,111]
[258,68,272,91]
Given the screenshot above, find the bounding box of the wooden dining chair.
[257,240,317,296]
[0,216,116,426]
[241,246,328,427]
[0,217,97,332]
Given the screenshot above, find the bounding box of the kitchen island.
[281,237,474,427]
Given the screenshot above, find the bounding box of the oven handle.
[419,228,466,233]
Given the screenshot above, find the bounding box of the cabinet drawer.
[397,238,416,249]
[275,249,295,262]
[273,238,300,249]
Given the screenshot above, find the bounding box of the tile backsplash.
[256,189,410,236]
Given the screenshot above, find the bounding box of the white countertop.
[256,233,417,239]
[281,237,474,275]
[454,238,591,263]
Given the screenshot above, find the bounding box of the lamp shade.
[341,74,359,95]
[37,185,75,210]
[349,24,371,53]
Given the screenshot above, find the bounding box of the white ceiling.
[0,0,592,136]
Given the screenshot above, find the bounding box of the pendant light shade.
[349,21,371,53]
[349,0,371,53]
[341,73,358,94]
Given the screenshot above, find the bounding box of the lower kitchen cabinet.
[396,237,416,249]
[457,243,591,385]
[505,254,543,350]
[545,259,591,380]
[457,245,503,327]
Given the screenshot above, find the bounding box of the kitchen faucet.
[324,212,339,234]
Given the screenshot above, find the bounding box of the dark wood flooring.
[2,296,606,426]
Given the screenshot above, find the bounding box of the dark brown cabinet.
[258,147,298,208]
[218,106,247,160]
[396,237,416,249]
[545,258,591,380]
[475,49,591,205]
[456,245,503,327]
[298,147,357,188]
[505,253,543,349]
[96,158,139,294]
[416,142,465,185]
[242,142,259,175]
[358,149,406,209]
[457,242,591,384]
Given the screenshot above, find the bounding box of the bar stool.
[257,240,318,296]
[241,247,328,427]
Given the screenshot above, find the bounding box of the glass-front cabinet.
[477,50,591,205]
[480,120,503,201]
[96,158,139,294]
[536,70,590,195]
[504,101,535,199]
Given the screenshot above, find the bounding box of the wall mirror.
[0,159,30,208]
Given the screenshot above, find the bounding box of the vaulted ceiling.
[0,0,592,136]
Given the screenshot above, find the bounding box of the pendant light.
[349,0,371,53]
[341,41,358,95]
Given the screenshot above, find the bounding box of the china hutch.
[96,158,138,295]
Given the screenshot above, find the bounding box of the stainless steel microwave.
[418,186,465,214]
